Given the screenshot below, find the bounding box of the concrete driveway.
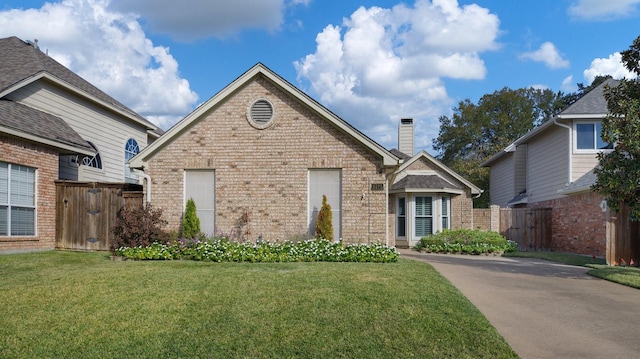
[399,249,640,359]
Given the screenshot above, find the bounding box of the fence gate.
[500,208,552,251]
[55,181,143,251]
[606,207,640,265]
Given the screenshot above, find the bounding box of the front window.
[441,196,450,230]
[397,197,406,237]
[0,162,36,236]
[575,122,612,151]
[414,196,433,237]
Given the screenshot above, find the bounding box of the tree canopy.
[593,35,640,219]
[433,87,566,207]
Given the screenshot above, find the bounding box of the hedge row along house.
[0,35,480,252]
[0,36,160,252]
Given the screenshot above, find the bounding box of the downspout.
[553,118,573,184]
[131,166,151,204]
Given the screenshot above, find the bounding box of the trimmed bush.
[314,195,334,241]
[414,229,516,254]
[182,198,201,239]
[111,204,169,251]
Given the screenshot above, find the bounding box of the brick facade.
[0,136,58,252]
[529,192,606,256]
[146,76,390,245]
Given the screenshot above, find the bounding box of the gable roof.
[130,63,400,168]
[391,174,461,191]
[483,79,618,167]
[558,78,619,118]
[0,36,161,137]
[393,150,482,195]
[0,99,94,155]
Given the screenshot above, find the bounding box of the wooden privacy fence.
[500,208,552,251]
[55,181,144,251]
[606,206,640,266]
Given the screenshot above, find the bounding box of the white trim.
[0,125,95,156]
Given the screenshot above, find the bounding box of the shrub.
[314,195,333,241]
[414,229,515,254]
[111,203,169,251]
[182,198,201,239]
[114,238,399,263]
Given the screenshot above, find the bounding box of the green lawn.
[0,251,517,358]
[505,251,640,289]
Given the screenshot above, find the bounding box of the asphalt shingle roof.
[0,99,91,151]
[391,174,461,191]
[0,36,161,135]
[560,78,620,116]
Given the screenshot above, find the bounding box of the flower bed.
[114,238,398,263]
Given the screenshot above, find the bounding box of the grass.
[505,251,640,289]
[0,251,517,358]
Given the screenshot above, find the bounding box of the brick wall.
[530,192,606,256]
[0,136,58,253]
[146,76,390,245]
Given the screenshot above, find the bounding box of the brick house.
[0,36,159,253]
[482,79,618,256]
[130,63,480,246]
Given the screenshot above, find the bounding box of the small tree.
[314,195,334,241]
[182,198,201,239]
[593,35,640,219]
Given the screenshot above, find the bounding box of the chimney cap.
[400,118,413,125]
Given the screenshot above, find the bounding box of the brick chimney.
[398,118,414,156]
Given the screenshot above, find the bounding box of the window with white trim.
[0,162,36,236]
[185,170,216,237]
[308,169,341,239]
[124,138,140,183]
[414,196,433,237]
[441,195,450,230]
[81,141,102,169]
[575,121,612,151]
[397,197,406,237]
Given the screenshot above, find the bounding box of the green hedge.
[414,229,516,254]
[114,238,398,263]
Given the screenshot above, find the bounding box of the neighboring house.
[0,36,159,252]
[389,119,482,248]
[482,79,618,256]
[130,63,481,247]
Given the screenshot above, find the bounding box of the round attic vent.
[247,99,275,129]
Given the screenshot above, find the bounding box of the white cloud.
[568,0,640,20]
[0,0,198,130]
[519,42,570,69]
[295,0,500,152]
[561,75,577,92]
[583,52,637,82]
[109,0,309,41]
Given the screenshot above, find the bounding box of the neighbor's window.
[124,138,140,183]
[575,122,612,151]
[0,162,36,236]
[81,141,102,169]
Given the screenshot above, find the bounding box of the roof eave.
[0,125,94,156]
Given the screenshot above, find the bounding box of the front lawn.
[0,251,517,358]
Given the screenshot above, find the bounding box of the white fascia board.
[0,125,95,156]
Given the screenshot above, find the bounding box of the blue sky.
[1,0,638,153]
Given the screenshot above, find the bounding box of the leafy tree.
[433,87,566,207]
[182,198,201,239]
[593,35,640,219]
[314,195,334,241]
